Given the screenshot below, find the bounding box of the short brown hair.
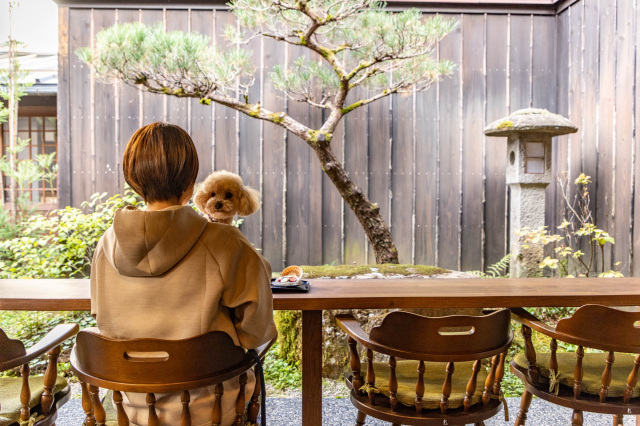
[123,122,199,202]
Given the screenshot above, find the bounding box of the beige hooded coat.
[90,205,277,426]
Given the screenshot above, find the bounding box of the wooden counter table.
[3,277,640,426]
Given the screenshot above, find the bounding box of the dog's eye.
[225,192,233,199]
[211,192,215,197]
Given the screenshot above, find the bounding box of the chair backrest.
[368,309,512,361]
[555,304,640,353]
[0,328,27,371]
[71,327,253,392]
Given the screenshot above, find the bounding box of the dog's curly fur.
[193,170,260,225]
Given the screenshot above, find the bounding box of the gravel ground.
[57,396,636,425]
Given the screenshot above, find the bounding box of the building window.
[1,111,58,208]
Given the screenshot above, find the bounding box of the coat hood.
[101,205,208,277]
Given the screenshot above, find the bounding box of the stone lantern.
[484,108,578,278]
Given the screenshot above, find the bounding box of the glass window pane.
[31,189,41,203]
[31,132,42,147]
[526,158,545,174]
[18,117,29,130]
[32,146,42,158]
[45,117,56,130]
[18,131,30,144]
[17,147,28,160]
[44,131,56,144]
[44,145,56,157]
[525,142,545,158]
[31,117,43,131]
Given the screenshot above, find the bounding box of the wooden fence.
[57,0,640,274]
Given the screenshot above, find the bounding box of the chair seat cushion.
[0,375,67,426]
[362,360,489,410]
[514,352,640,398]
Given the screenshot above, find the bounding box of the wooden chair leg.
[514,389,533,426]
[355,410,366,425]
[612,414,623,425]
[572,409,583,425]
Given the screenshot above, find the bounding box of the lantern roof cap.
[484,108,578,137]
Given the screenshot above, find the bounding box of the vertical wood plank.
[461,14,485,271]
[484,14,509,268]
[308,54,324,266]
[93,9,117,197]
[322,119,344,265]
[597,0,616,272]
[190,10,215,183]
[343,88,369,265]
[286,45,312,266]
[437,16,462,270]
[532,16,557,112]
[634,0,640,276]
[115,8,141,192]
[366,96,392,265]
[614,0,634,276]
[391,90,414,264]
[237,19,263,248]
[69,8,92,207]
[414,73,438,266]
[261,36,286,271]
[140,9,165,126]
[57,6,71,207]
[165,10,190,131]
[214,10,239,173]
[509,15,532,112]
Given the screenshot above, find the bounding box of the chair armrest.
[510,307,562,339]
[335,314,373,348]
[2,323,79,371]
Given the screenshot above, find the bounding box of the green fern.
[468,254,511,278]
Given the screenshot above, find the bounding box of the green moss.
[274,310,302,365]
[199,98,211,106]
[307,130,331,143]
[277,264,447,278]
[340,101,363,115]
[497,120,514,129]
[269,112,285,124]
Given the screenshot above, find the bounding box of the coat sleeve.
[89,237,105,319]
[218,227,277,349]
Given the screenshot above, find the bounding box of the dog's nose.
[215,202,223,210]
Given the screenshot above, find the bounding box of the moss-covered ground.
[275,263,447,278]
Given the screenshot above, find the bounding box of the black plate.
[270,279,311,293]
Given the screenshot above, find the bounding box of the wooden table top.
[2,277,640,311]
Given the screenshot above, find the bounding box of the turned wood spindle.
[549,339,558,373]
[211,383,224,426]
[112,390,129,426]
[522,325,539,384]
[389,356,398,412]
[514,389,532,426]
[483,355,499,405]
[80,382,96,426]
[571,408,583,425]
[599,351,615,402]
[440,362,454,414]
[574,346,584,399]
[623,354,640,402]
[41,345,61,415]
[347,336,363,393]
[181,390,191,426]
[20,363,31,422]
[248,367,261,423]
[146,393,159,426]
[493,352,507,395]
[235,372,248,426]
[366,348,376,406]
[89,385,106,426]
[464,360,482,412]
[415,360,425,414]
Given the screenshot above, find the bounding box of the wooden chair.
[0,323,79,426]
[69,328,275,426]
[336,309,513,426]
[510,305,640,425]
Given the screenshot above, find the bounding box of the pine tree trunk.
[312,139,399,264]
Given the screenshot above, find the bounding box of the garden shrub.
[0,189,143,279]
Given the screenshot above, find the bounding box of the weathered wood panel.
[460,14,485,271]
[484,14,509,268]
[140,9,164,126]
[57,6,71,207]
[437,15,462,270]
[634,0,640,277]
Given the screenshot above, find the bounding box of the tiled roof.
[0,51,57,95]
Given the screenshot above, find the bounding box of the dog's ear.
[238,186,260,216]
[193,182,207,214]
